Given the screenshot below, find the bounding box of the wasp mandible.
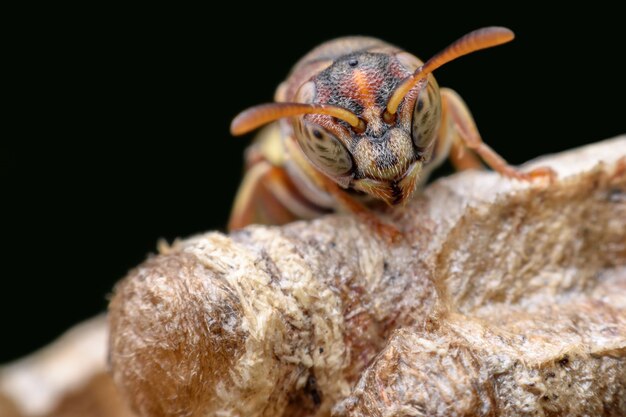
[229,27,554,238]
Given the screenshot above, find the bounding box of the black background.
[2,6,624,362]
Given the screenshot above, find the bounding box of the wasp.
[229,27,554,238]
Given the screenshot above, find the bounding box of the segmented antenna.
[231,103,365,135]
[385,27,515,116]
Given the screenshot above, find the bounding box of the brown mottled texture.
[336,282,626,416]
[337,137,626,416]
[108,252,247,417]
[105,137,626,416]
[1,138,624,416]
[110,220,435,416]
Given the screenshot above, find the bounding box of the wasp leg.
[431,115,483,172]
[449,136,484,171]
[440,88,556,181]
[229,162,294,230]
[229,159,400,241]
[229,161,328,231]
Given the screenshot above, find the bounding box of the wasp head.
[292,52,441,205]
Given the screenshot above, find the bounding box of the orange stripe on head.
[352,69,376,108]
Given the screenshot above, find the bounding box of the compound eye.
[296,123,353,177]
[411,85,442,150]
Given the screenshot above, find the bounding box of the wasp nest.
[2,137,625,416]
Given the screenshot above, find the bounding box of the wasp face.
[294,52,442,206]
